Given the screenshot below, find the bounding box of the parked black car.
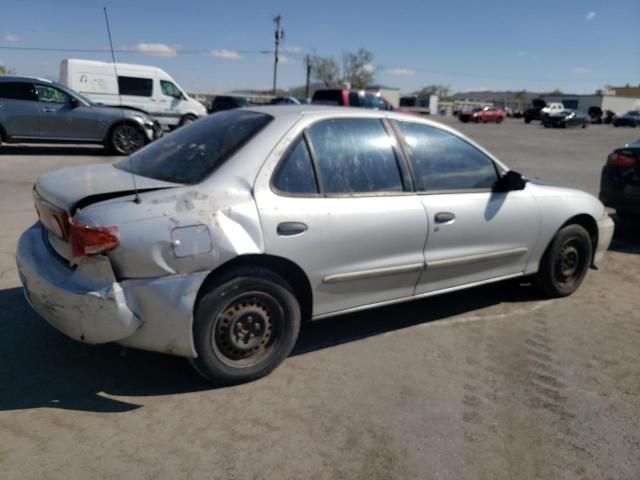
[613,111,640,127]
[599,138,640,224]
[588,106,603,124]
[542,110,589,129]
[603,110,616,125]
[208,95,252,113]
[523,98,547,123]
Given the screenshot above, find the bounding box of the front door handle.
[277,222,308,236]
[435,212,455,223]
[41,107,56,113]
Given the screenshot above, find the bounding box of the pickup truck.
[541,103,566,116]
[524,99,566,123]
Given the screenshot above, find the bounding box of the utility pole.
[272,15,284,95]
[304,54,311,100]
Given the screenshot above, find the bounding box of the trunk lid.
[35,163,179,213]
[34,163,179,261]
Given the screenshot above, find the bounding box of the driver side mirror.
[494,170,527,192]
[69,97,79,108]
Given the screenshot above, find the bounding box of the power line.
[0,44,622,85]
[0,45,273,55]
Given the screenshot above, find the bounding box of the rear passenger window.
[0,82,37,101]
[118,76,153,97]
[273,138,318,194]
[306,118,404,194]
[398,122,498,191]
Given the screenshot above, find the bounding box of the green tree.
[550,88,562,95]
[0,64,15,75]
[309,55,340,88]
[309,48,375,89]
[341,48,374,89]
[514,89,527,101]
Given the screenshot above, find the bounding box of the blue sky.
[1,0,638,94]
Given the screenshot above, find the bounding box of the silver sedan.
[16,106,614,384]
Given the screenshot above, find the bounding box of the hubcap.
[554,240,582,285]
[212,293,280,365]
[114,125,144,154]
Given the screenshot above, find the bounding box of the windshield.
[115,110,272,184]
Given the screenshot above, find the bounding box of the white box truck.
[60,59,207,129]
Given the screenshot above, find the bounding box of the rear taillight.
[34,195,70,240]
[607,153,637,167]
[69,222,119,257]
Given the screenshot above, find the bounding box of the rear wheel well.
[195,254,313,322]
[561,214,598,263]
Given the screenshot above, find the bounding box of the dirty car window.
[116,110,272,184]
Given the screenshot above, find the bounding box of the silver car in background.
[0,75,161,154]
[16,106,614,384]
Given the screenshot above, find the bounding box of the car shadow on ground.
[0,144,113,157]
[608,214,640,255]
[0,281,542,414]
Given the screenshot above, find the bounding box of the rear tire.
[108,123,146,155]
[179,114,197,127]
[533,224,592,297]
[191,267,301,385]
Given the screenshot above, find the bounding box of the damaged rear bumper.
[17,223,207,358]
[16,223,141,344]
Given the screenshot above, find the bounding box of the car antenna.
[103,6,141,204]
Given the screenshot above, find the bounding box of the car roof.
[244,104,469,133]
[0,75,53,84]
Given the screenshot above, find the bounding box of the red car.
[459,106,507,124]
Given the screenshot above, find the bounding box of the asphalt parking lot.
[1,118,639,480]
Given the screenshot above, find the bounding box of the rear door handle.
[277,222,308,236]
[435,212,455,223]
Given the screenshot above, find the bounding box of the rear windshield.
[116,110,272,184]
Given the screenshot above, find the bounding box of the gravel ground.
[0,120,638,480]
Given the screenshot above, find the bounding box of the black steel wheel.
[534,224,592,297]
[109,123,146,154]
[192,267,301,384]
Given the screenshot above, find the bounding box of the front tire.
[534,224,592,297]
[108,123,146,155]
[192,267,301,385]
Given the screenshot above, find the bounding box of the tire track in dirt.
[459,305,603,480]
